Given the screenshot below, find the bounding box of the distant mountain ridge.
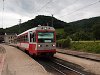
[64,16,100,40]
[5,15,67,34]
[0,15,100,40]
[68,16,100,29]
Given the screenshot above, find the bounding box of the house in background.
[4,33,17,44]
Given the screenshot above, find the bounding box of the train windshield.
[38,32,54,43]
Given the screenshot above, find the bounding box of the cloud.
[0,12,31,28]
[0,0,100,28]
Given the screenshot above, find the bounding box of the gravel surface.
[0,45,6,75]
[0,46,6,54]
[57,48,100,61]
[1,44,48,75]
[54,53,100,75]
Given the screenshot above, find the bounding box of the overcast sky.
[0,0,100,28]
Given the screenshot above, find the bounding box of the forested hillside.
[0,28,5,35]
[64,16,100,40]
[5,15,67,34]
[0,15,100,40]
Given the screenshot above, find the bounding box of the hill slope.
[0,15,100,40]
[64,16,100,40]
[5,15,67,34]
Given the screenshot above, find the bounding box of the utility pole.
[19,19,21,34]
[2,0,4,28]
[51,14,53,27]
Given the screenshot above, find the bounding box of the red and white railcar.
[17,26,56,57]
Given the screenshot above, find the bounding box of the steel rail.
[51,60,85,75]
[48,64,66,75]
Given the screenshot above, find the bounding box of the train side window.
[29,32,36,42]
[33,33,36,42]
[26,35,28,42]
[22,36,24,42]
[30,32,33,42]
[23,36,25,42]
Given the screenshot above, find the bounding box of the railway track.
[34,57,92,75]
[51,59,84,75]
[11,45,95,75]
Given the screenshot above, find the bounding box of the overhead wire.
[34,0,53,14]
[2,0,5,28]
[53,0,79,15]
[59,0,100,18]
[35,0,79,16]
[1,0,100,28]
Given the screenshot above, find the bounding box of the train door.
[29,31,36,43]
[29,31,36,55]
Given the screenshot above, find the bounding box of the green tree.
[93,24,100,40]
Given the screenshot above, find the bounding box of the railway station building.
[4,33,17,44]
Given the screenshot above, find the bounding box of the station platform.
[0,44,48,75]
[0,45,6,75]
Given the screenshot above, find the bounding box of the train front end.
[36,26,56,57]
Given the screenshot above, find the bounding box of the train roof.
[17,26,55,36]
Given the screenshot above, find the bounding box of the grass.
[56,28,64,34]
[72,40,100,42]
[71,41,100,54]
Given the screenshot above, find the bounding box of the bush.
[71,41,100,53]
[57,37,71,48]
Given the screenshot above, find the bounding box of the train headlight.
[52,44,55,47]
[38,45,41,47]
[44,27,47,30]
